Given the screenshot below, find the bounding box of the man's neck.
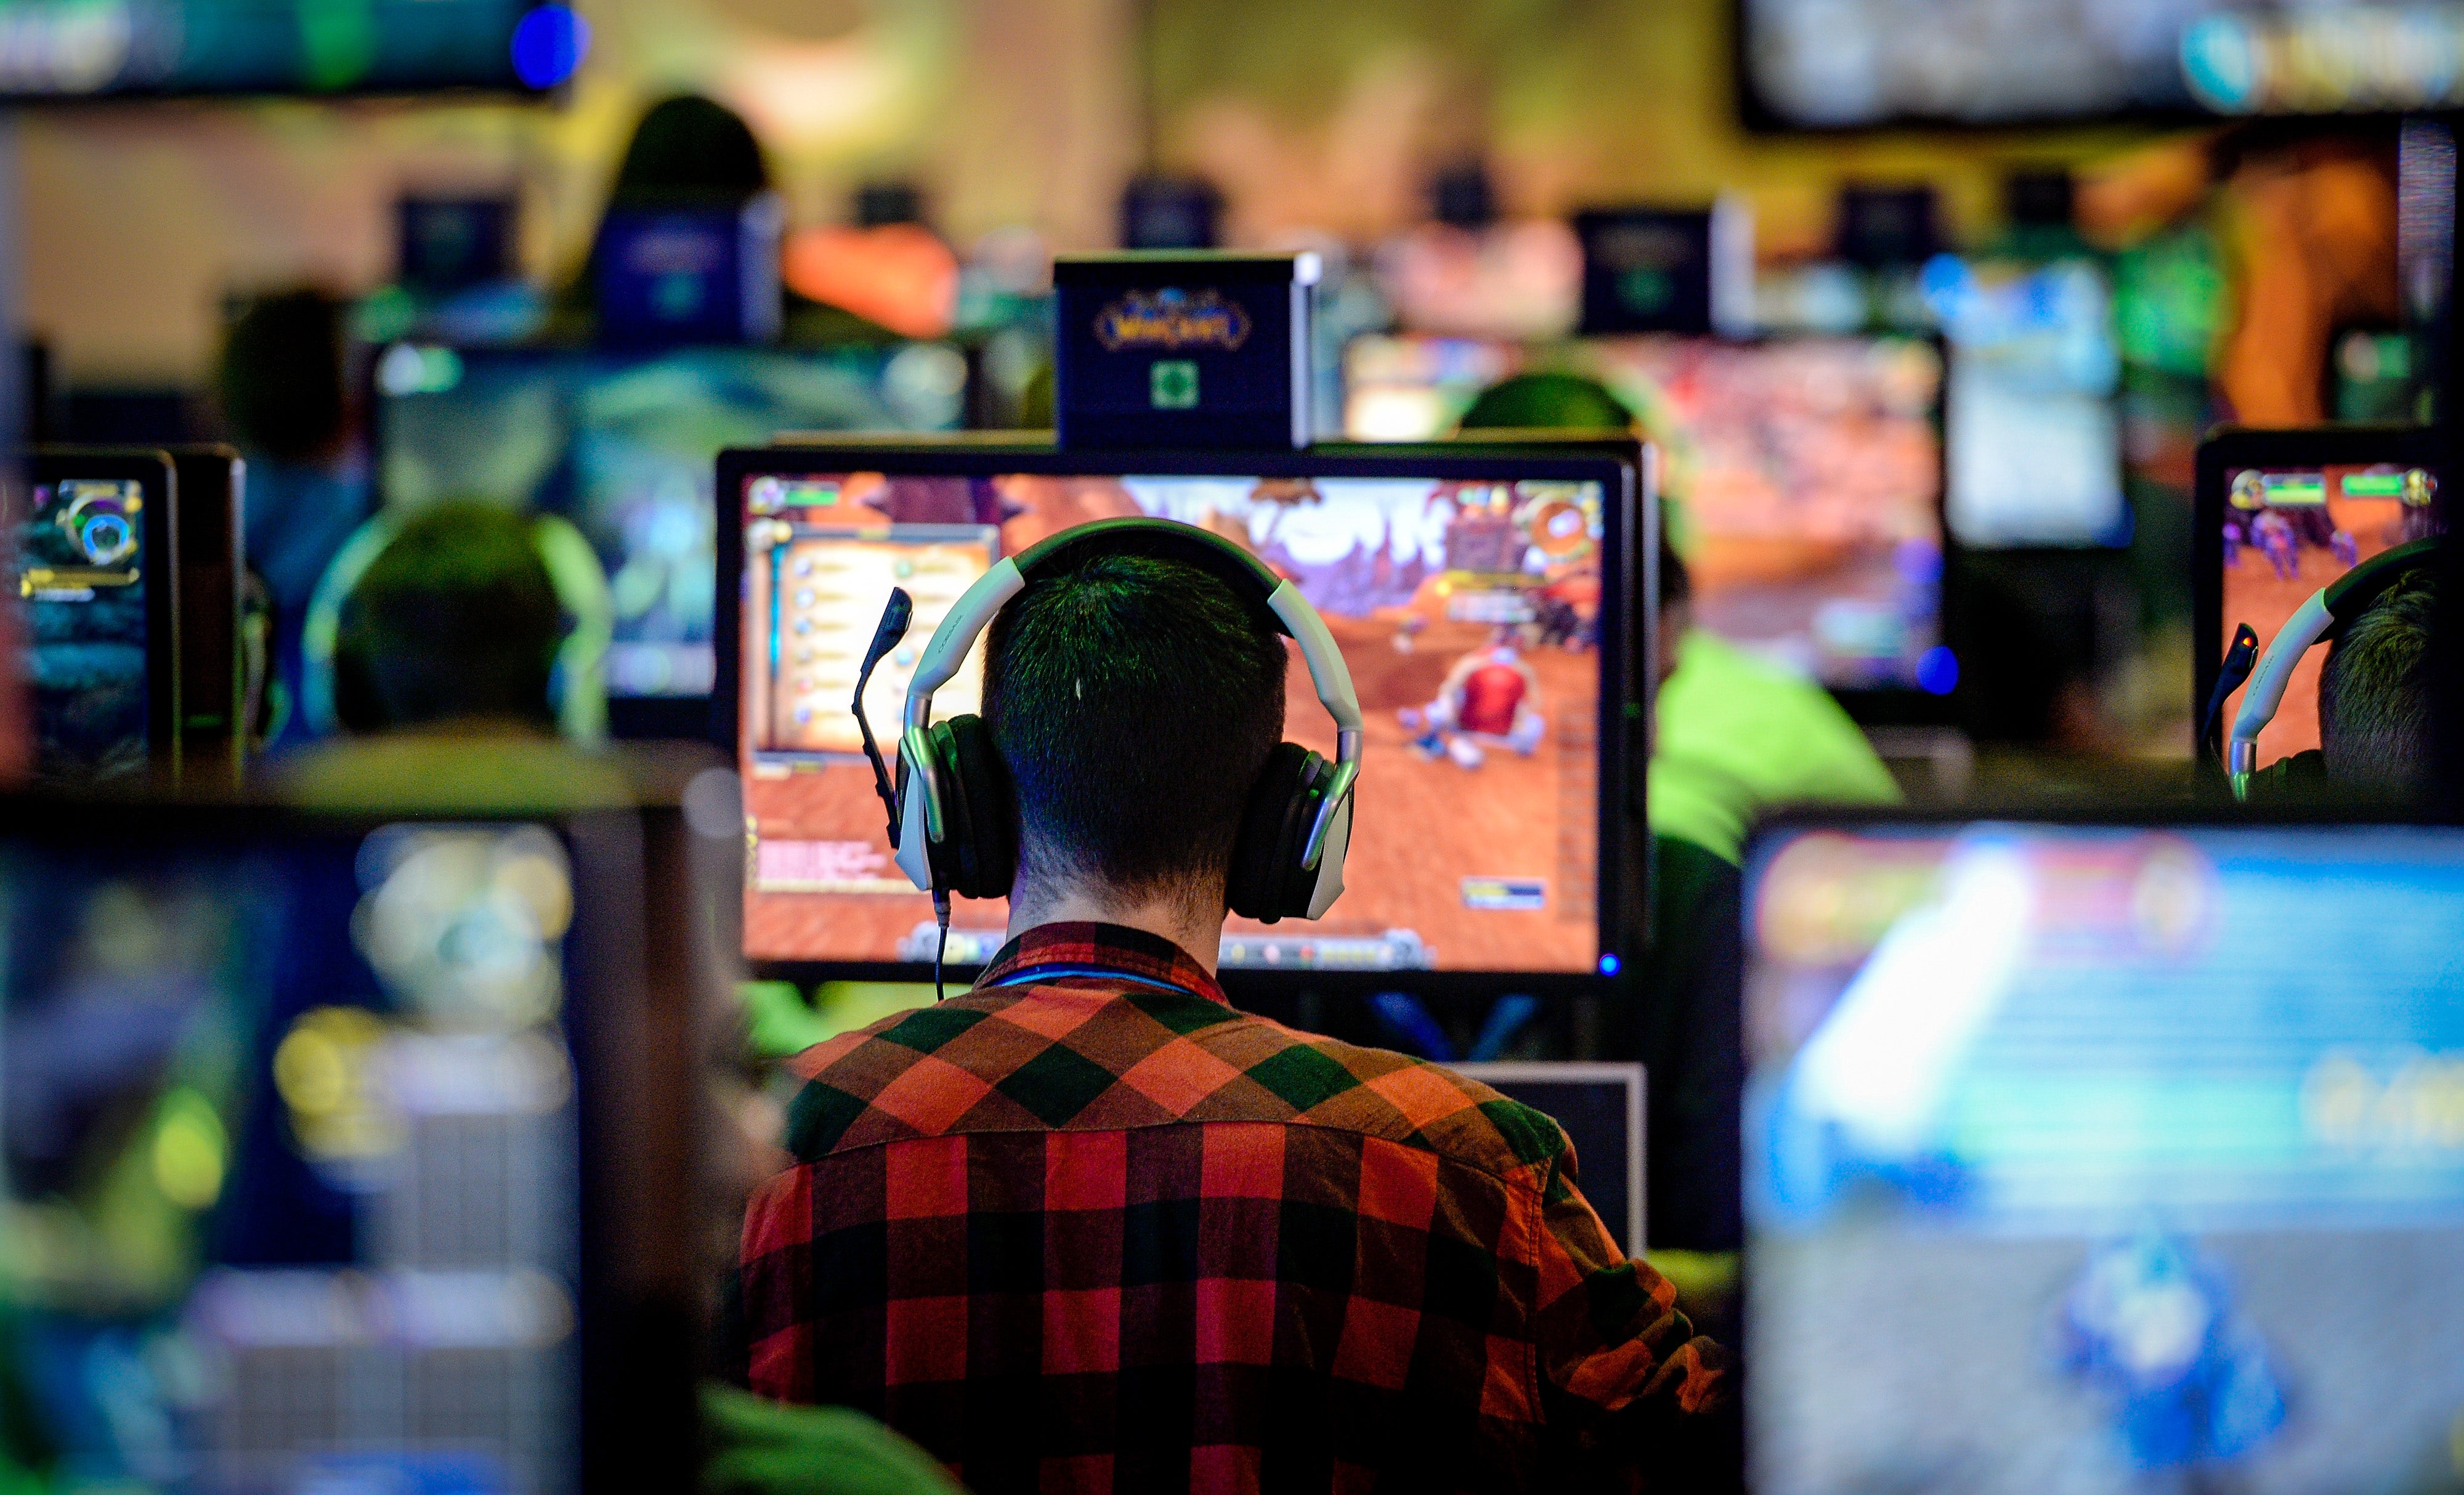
[1005,880,1226,974]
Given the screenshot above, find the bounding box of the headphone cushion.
[934,714,1016,899]
[1228,743,1323,923]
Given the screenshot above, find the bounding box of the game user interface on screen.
[1743,820,2464,1495]
[1,817,586,1490]
[2217,460,2441,763]
[1929,256,2126,548]
[378,342,964,701]
[14,474,153,779]
[1344,333,1943,691]
[739,467,1613,975]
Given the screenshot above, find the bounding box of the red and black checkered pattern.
[740,923,1727,1493]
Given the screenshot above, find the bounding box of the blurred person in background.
[327,503,567,737]
[217,288,371,751]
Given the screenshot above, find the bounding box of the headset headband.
[2227,535,2439,783]
[904,517,1364,864]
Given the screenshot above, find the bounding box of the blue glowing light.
[511,5,588,90]
[1598,954,1621,977]
[1917,645,1959,696]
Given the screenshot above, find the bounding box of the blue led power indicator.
[1598,954,1621,977]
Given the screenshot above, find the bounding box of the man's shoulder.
[775,985,1570,1187]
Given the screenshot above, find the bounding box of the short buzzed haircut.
[983,551,1287,902]
[2319,566,2437,788]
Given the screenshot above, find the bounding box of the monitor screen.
[1344,333,1945,691]
[376,343,965,703]
[1,814,585,1488]
[15,474,153,779]
[732,458,1627,978]
[2216,459,2441,763]
[1743,819,2464,1494]
[0,0,561,97]
[1740,0,2458,128]
[1932,257,2127,548]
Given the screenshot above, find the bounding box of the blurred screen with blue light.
[1743,820,2464,1493]
[1,820,584,1489]
[0,0,580,97]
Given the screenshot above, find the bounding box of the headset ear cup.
[939,714,1016,899]
[1229,743,1315,922]
[1275,758,1333,916]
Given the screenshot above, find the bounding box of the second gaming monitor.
[716,439,1647,991]
[374,341,968,737]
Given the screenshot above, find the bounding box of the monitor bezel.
[2191,423,2445,762]
[0,788,708,1489]
[715,436,1650,997]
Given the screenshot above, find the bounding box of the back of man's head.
[334,504,564,734]
[983,551,1287,910]
[2319,566,2438,788]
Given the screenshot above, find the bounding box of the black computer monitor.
[0,782,714,1489]
[373,342,967,738]
[1741,810,2464,1492]
[170,445,246,776]
[1345,331,1948,713]
[1456,1061,1645,1253]
[14,447,180,781]
[715,439,1649,994]
[2195,425,2445,763]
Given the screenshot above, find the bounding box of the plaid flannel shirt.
[739,923,1728,1494]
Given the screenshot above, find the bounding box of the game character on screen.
[1401,626,1546,768]
[733,537,1732,1491]
[2056,1232,2287,1470]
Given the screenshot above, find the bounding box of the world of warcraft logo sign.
[1092,287,1253,353]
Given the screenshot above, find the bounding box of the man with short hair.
[2319,566,2438,790]
[738,548,1729,1492]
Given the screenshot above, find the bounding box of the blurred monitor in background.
[1743,0,2464,127]
[1745,816,2464,1493]
[14,448,180,784]
[0,787,709,1489]
[0,0,578,97]
[1927,255,2128,549]
[1355,334,1948,699]
[374,342,966,737]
